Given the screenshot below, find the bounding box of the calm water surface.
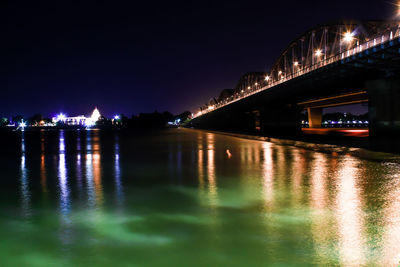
[0,128,399,266]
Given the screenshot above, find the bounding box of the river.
[0,128,399,266]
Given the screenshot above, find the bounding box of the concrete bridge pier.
[307,107,323,128]
[367,78,400,151]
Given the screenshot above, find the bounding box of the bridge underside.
[190,37,400,151]
[298,91,368,128]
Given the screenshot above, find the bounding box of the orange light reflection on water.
[206,134,218,207]
[381,168,400,266]
[93,153,103,206]
[40,154,47,193]
[310,153,328,210]
[261,142,274,208]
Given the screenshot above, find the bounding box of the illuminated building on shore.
[52,107,102,127]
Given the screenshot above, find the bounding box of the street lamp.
[343,31,354,43]
[315,49,322,57]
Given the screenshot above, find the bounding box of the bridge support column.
[307,107,322,128]
[367,78,400,152]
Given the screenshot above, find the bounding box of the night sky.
[4,0,396,118]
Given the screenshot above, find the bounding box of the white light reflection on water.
[58,130,72,246]
[85,153,95,208]
[309,152,332,264]
[76,153,83,200]
[85,131,95,209]
[76,133,83,198]
[76,132,81,152]
[58,131,70,217]
[20,132,31,217]
[335,156,366,266]
[114,135,123,207]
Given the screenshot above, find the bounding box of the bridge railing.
[195,28,400,118]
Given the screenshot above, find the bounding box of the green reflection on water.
[0,128,399,267]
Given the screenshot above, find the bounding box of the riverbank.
[183,127,400,161]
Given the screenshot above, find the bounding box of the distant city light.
[85,120,95,127]
[343,31,354,43]
[114,115,120,120]
[84,107,101,127]
[56,113,66,122]
[90,107,101,122]
[19,120,26,129]
[51,108,101,127]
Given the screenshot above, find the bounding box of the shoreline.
[183,127,400,162]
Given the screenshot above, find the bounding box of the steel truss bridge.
[194,21,400,117]
[190,20,400,151]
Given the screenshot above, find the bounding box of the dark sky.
[4,0,396,117]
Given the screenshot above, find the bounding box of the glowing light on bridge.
[343,31,355,43]
[294,61,299,66]
[397,1,400,16]
[265,75,270,81]
[315,49,323,57]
